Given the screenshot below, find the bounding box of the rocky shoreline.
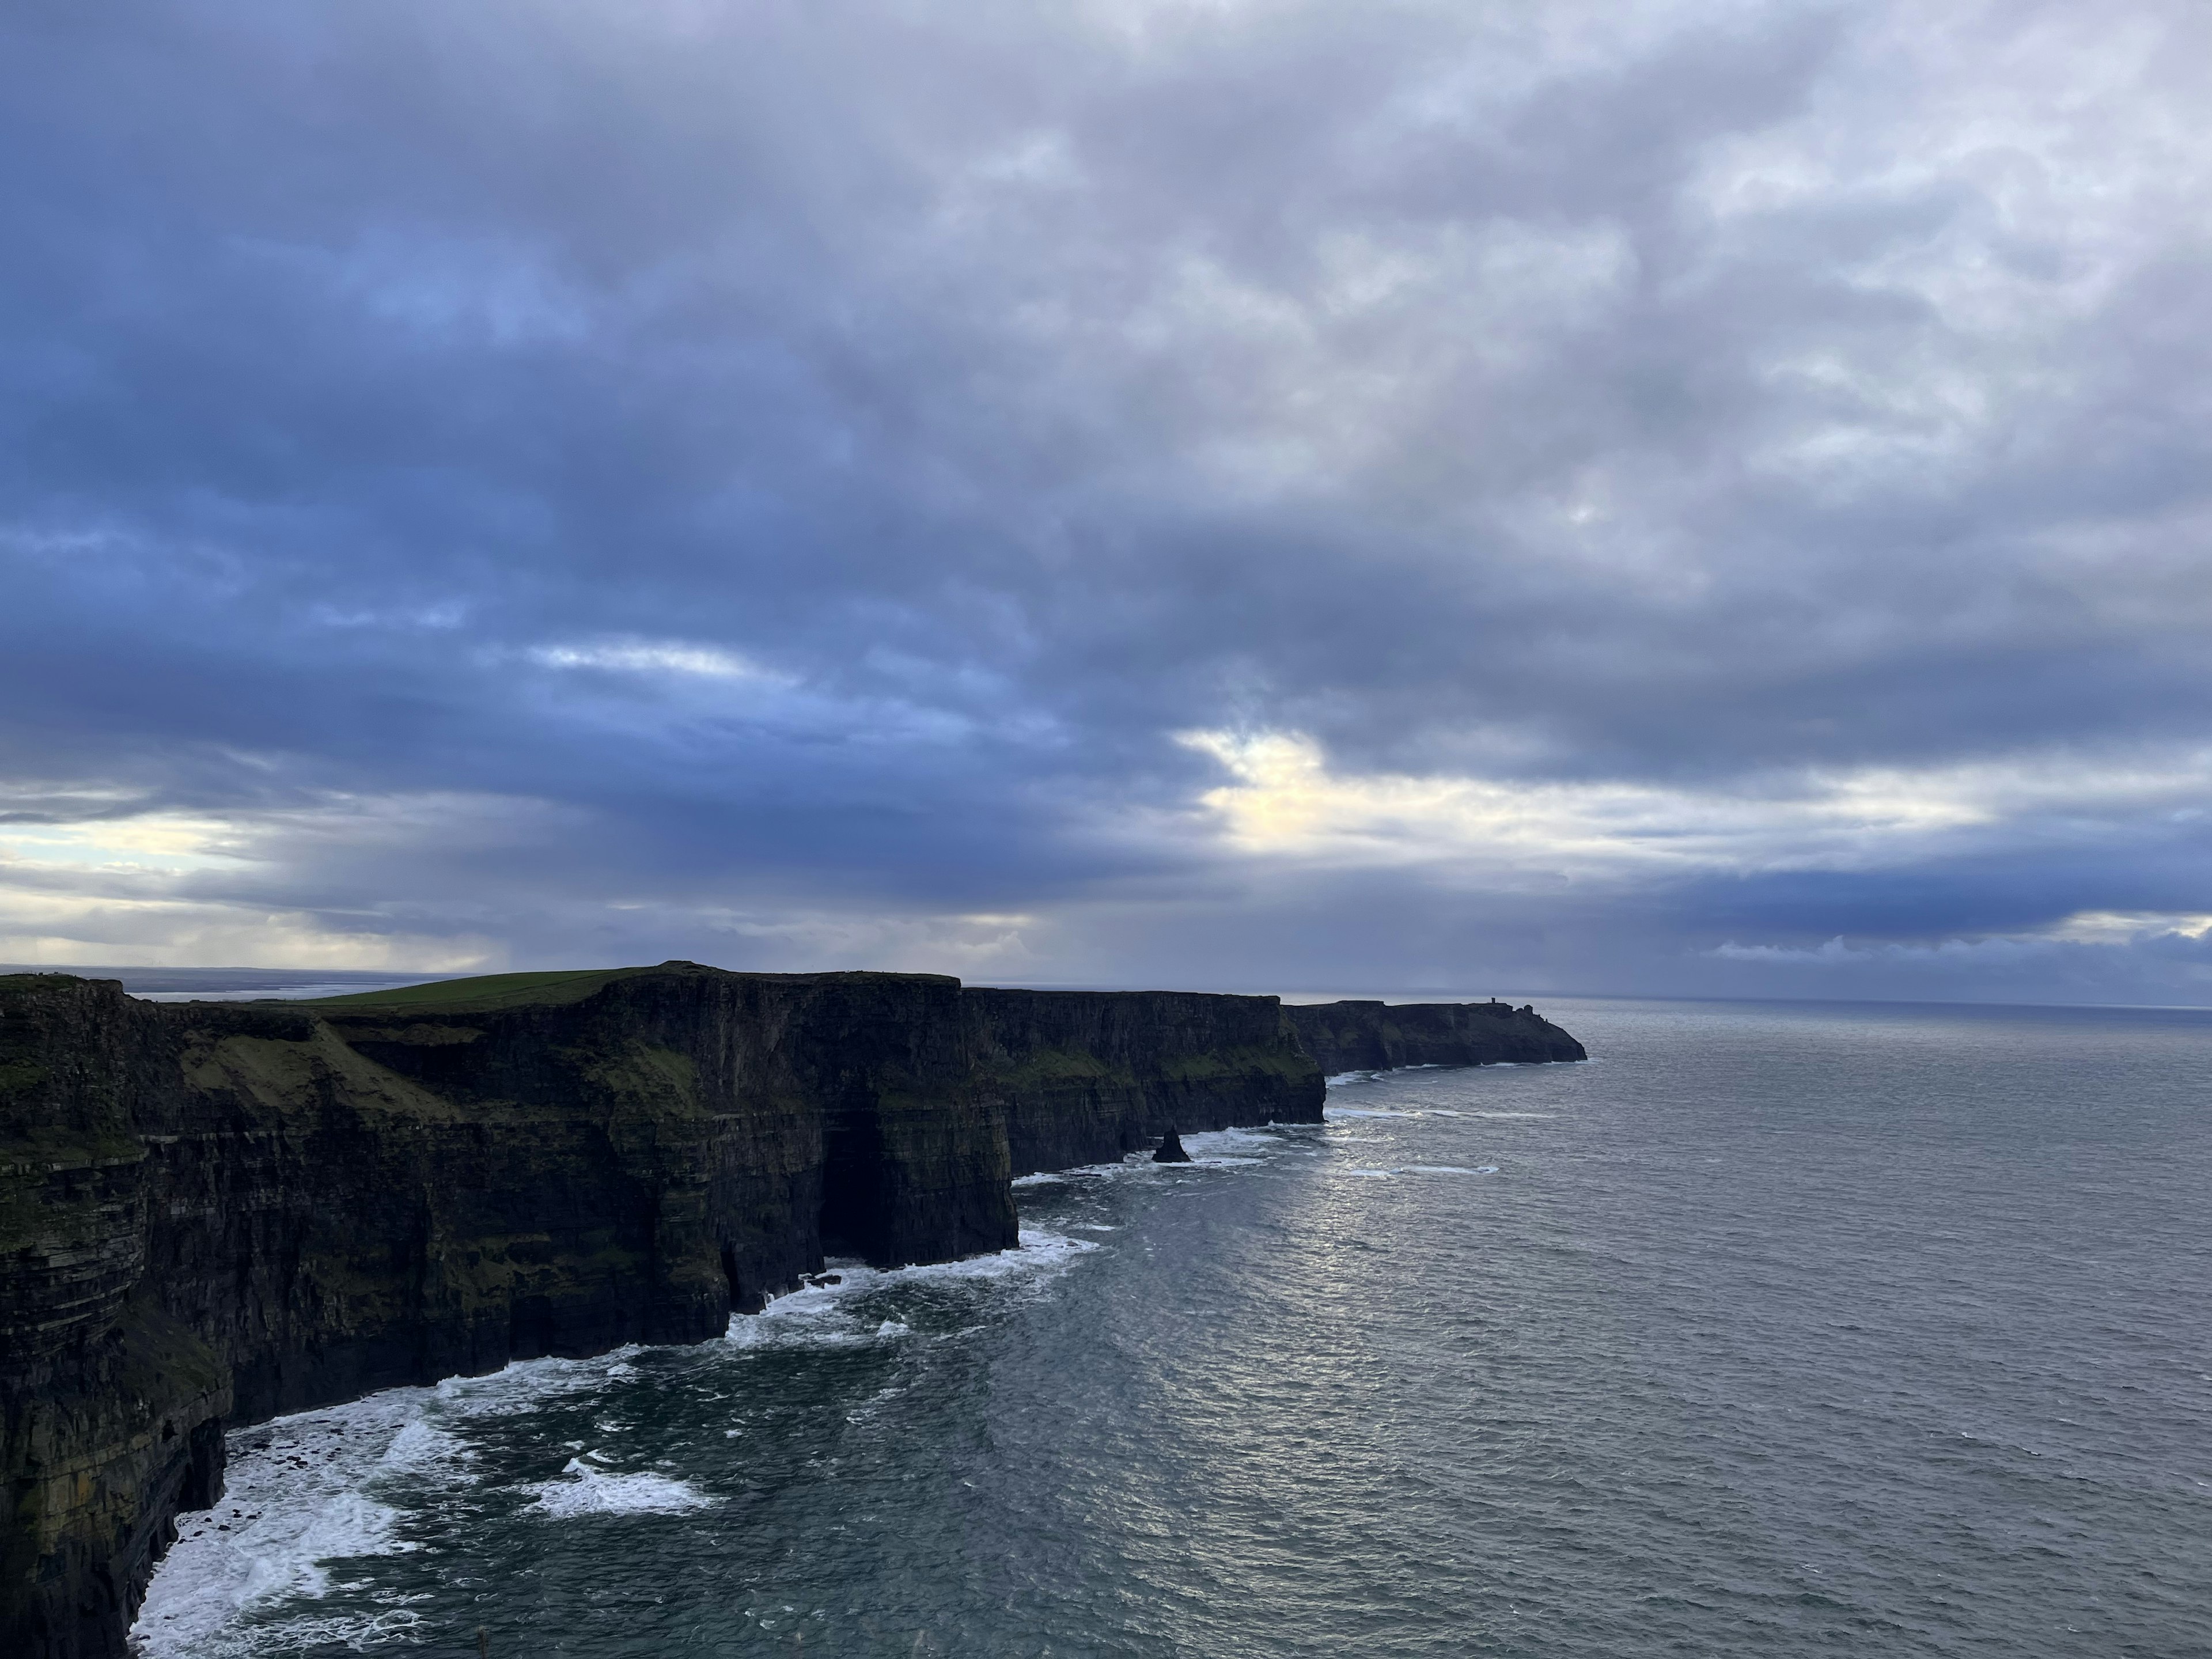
[1,963,1583,1657]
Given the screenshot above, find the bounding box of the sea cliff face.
[0,978,228,1659]
[1,965,1578,1657]
[1284,999,1587,1074]
[968,988,1323,1175]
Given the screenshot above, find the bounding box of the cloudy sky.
[5,0,2211,1002]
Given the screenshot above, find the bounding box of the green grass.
[297,964,961,1014]
[297,968,643,1012]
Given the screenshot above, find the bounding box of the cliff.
[1283,999,1587,1074]
[0,978,227,1659]
[1,965,1575,1657]
[968,988,1322,1175]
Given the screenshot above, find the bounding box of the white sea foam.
[132,1390,435,1657]
[727,1228,1101,1351]
[429,1345,652,1420]
[1325,1106,1416,1120]
[378,1416,476,1480]
[138,1604,430,1657]
[1179,1126,1281,1165]
[725,1305,882,1352]
[133,1342,695,1657]
[525,1457,714,1518]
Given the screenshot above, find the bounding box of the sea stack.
[1153,1125,1192,1162]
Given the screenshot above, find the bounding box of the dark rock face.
[967,988,1323,1176]
[0,978,229,1659]
[1152,1126,1192,1163]
[1283,999,1587,1075]
[1,965,1577,1657]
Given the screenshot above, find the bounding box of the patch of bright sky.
[0,884,500,972]
[1707,907,2212,966]
[527,639,789,681]
[0,815,245,873]
[1175,728,2212,884]
[2048,909,2212,943]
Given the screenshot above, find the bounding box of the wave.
[726,1228,1101,1353]
[525,1457,714,1518]
[131,1340,725,1656]
[132,1391,435,1658]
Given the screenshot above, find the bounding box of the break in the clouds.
[5,0,2212,1001]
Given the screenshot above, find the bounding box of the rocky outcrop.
[1,964,1578,1657]
[1151,1127,1192,1164]
[1283,999,1586,1074]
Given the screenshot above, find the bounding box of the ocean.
[131,997,2212,1656]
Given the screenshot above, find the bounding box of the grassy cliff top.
[296,962,964,1014]
[297,968,643,1012]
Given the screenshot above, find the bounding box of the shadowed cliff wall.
[1284,999,1587,1074]
[0,978,227,1659]
[968,988,1324,1175]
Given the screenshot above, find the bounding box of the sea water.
[131,997,2212,1656]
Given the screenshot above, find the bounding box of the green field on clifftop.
[296,968,641,1012]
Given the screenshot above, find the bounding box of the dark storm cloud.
[4,0,2211,995]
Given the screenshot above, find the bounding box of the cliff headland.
[1,964,1582,1656]
[1285,999,1587,1073]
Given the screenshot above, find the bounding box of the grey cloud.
[3,0,2211,997]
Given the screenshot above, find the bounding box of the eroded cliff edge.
[2,965,1578,1657]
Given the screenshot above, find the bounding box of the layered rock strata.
[2,965,1577,1657]
[1283,999,1587,1074]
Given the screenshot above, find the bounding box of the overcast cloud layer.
[5,0,2212,1001]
